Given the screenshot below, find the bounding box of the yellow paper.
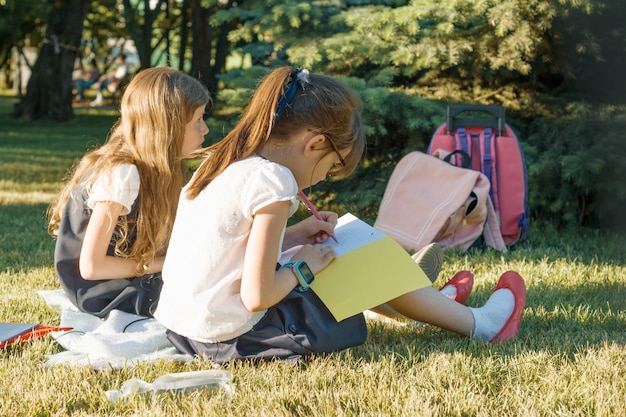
[309,215,432,321]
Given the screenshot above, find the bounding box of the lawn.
[1,97,625,416]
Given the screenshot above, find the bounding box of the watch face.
[296,261,315,285]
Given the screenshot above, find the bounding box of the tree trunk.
[122,0,167,70]
[178,0,190,71]
[12,0,88,121]
[189,0,234,115]
[210,0,236,100]
[189,0,213,90]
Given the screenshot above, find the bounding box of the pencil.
[297,190,339,243]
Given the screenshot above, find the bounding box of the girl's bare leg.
[371,286,475,336]
[370,271,524,342]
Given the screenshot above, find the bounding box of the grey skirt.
[71,273,163,318]
[166,289,367,363]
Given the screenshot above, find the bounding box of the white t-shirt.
[86,164,139,214]
[154,156,299,343]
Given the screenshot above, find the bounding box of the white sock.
[439,285,457,299]
[469,289,514,342]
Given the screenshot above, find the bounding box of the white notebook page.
[280,213,385,263]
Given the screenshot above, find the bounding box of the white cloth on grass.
[38,289,192,370]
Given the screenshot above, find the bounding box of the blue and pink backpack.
[427,105,530,246]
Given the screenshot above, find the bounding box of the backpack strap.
[442,149,472,169]
[454,127,472,166]
[518,211,531,244]
[479,127,499,213]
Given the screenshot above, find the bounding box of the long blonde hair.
[48,66,210,273]
[186,66,365,199]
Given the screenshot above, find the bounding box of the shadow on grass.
[519,280,626,350]
[348,279,625,364]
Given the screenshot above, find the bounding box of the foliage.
[223,0,624,108]
[5,0,626,234]
[80,0,128,68]
[0,0,50,78]
[524,102,626,233]
[214,0,626,237]
[217,64,444,153]
[7,0,624,107]
[330,0,620,107]
[121,0,169,69]
[0,1,50,46]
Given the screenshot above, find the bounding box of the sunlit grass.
[1,99,625,416]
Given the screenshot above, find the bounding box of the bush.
[525,102,626,234]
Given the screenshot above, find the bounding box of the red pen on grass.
[297,191,339,243]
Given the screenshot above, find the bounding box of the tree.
[116,0,235,105]
[177,0,191,71]
[13,0,89,121]
[189,0,235,102]
[0,0,50,93]
[121,0,168,69]
[226,0,620,109]
[81,0,129,68]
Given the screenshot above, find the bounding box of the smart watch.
[282,260,315,292]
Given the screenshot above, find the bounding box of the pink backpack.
[427,105,530,246]
[374,151,507,253]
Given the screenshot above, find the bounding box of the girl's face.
[307,137,351,187]
[181,106,209,156]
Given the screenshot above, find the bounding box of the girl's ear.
[303,133,326,157]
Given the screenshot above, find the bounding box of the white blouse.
[155,156,299,343]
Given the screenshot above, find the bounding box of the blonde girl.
[48,66,210,318]
[154,67,526,363]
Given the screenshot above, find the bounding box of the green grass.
[1,98,625,416]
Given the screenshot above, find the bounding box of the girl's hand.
[290,243,336,274]
[283,212,338,248]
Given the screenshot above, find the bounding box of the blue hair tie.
[274,68,309,125]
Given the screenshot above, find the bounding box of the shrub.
[525,102,626,234]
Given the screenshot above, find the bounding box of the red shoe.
[489,271,526,343]
[440,270,474,304]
